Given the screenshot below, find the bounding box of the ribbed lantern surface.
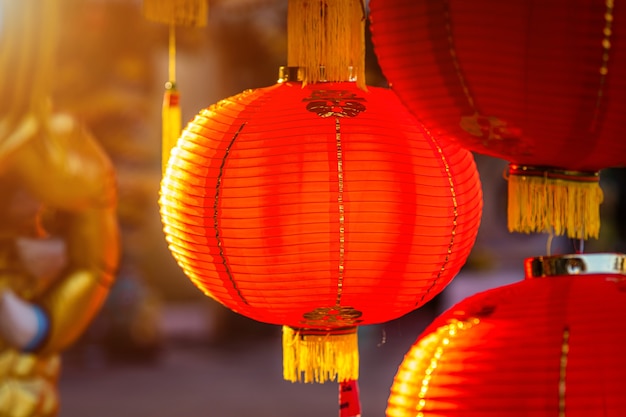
[369,0,626,239]
[387,258,626,417]
[160,79,482,382]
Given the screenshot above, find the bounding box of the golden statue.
[0,1,120,415]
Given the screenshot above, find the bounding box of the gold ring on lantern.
[525,253,626,278]
[301,306,364,327]
[508,165,600,183]
[277,66,358,84]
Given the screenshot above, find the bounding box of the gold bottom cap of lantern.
[507,164,603,240]
[282,325,359,384]
[525,252,626,278]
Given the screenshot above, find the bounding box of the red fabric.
[387,274,626,417]
[369,0,626,171]
[160,81,482,329]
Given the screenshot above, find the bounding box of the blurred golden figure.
[0,1,119,415]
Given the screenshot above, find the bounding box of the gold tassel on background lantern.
[143,0,208,27]
[287,0,366,89]
[507,165,603,240]
[282,326,359,383]
[142,0,208,172]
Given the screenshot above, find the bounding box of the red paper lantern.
[160,77,482,382]
[369,0,626,239]
[387,253,626,417]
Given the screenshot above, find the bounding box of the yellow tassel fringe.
[282,326,359,383]
[287,0,366,89]
[507,172,604,240]
[142,0,208,27]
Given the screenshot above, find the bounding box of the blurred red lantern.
[387,253,626,417]
[160,77,482,383]
[369,0,626,240]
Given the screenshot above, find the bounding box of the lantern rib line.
[214,122,249,305]
[416,128,458,307]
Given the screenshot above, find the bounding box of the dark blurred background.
[49,1,626,416]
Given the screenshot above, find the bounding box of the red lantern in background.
[387,253,626,417]
[160,77,482,383]
[369,0,626,240]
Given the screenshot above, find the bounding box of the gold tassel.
[142,0,207,172]
[143,0,208,27]
[507,165,603,240]
[287,0,366,89]
[282,326,359,383]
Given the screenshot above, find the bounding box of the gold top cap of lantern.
[525,253,626,278]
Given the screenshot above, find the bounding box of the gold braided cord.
[287,0,366,89]
[142,0,208,27]
[0,0,58,134]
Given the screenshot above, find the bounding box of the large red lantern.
[160,78,482,382]
[369,0,626,240]
[160,0,482,385]
[387,253,626,417]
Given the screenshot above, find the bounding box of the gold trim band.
[525,253,626,278]
[289,326,358,338]
[277,66,357,83]
[509,164,599,183]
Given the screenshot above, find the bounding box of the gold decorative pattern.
[304,90,366,118]
[559,326,570,417]
[213,122,249,305]
[591,0,615,131]
[442,1,477,114]
[299,89,368,319]
[301,306,363,327]
[335,117,346,306]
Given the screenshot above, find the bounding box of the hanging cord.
[339,380,362,417]
[572,237,585,254]
[546,228,554,257]
[168,23,177,84]
[141,0,208,172]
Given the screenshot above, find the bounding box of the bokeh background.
[47,1,626,416]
